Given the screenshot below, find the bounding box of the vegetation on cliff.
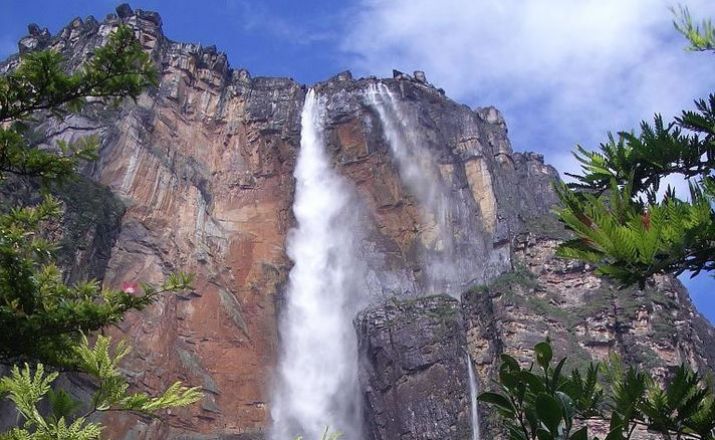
[0,24,200,439]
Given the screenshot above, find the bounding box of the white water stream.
[467,355,481,440]
[365,83,461,296]
[368,83,481,440]
[271,85,481,440]
[270,90,363,440]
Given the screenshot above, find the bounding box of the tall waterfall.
[365,83,461,295]
[270,89,363,440]
[467,355,481,440]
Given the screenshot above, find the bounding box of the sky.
[2,0,713,322]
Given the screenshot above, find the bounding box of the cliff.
[1,5,713,440]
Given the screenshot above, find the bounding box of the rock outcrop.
[357,296,471,440]
[1,5,712,440]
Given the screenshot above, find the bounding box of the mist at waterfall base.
[270,90,364,440]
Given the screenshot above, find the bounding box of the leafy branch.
[0,335,202,440]
[554,9,715,286]
[479,340,715,440]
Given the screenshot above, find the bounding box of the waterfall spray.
[467,355,481,440]
[365,83,461,295]
[368,82,484,439]
[271,89,363,440]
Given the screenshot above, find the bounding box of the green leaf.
[500,355,522,390]
[535,393,562,434]
[555,391,575,428]
[606,410,625,440]
[535,342,553,370]
[551,358,567,391]
[501,354,520,371]
[570,427,588,440]
[525,406,540,437]
[520,370,547,394]
[478,392,515,415]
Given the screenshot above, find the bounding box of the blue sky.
[2,0,714,322]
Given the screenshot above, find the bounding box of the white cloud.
[342,0,715,176]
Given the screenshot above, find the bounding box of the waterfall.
[365,83,461,296]
[270,89,363,440]
[467,355,481,440]
[368,82,483,439]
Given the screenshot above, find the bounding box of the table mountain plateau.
[1,5,713,439]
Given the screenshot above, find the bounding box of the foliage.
[0,335,202,440]
[0,194,193,364]
[0,24,174,366]
[554,7,715,287]
[0,25,156,184]
[0,195,193,365]
[479,339,715,440]
[673,5,715,51]
[0,20,202,438]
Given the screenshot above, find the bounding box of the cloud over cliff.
[342,0,715,173]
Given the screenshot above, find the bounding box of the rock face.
[357,296,471,440]
[462,229,715,438]
[3,8,303,437]
[464,229,715,380]
[1,5,713,440]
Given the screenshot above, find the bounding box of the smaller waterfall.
[365,83,460,295]
[467,355,481,440]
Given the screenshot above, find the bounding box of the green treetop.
[0,22,201,440]
[555,8,715,287]
[0,24,192,367]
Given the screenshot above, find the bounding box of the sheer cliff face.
[3,6,714,440]
[461,234,715,439]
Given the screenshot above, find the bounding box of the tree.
[555,7,715,287]
[479,339,715,440]
[1,336,201,440]
[0,23,201,438]
[483,9,715,439]
[0,24,193,367]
